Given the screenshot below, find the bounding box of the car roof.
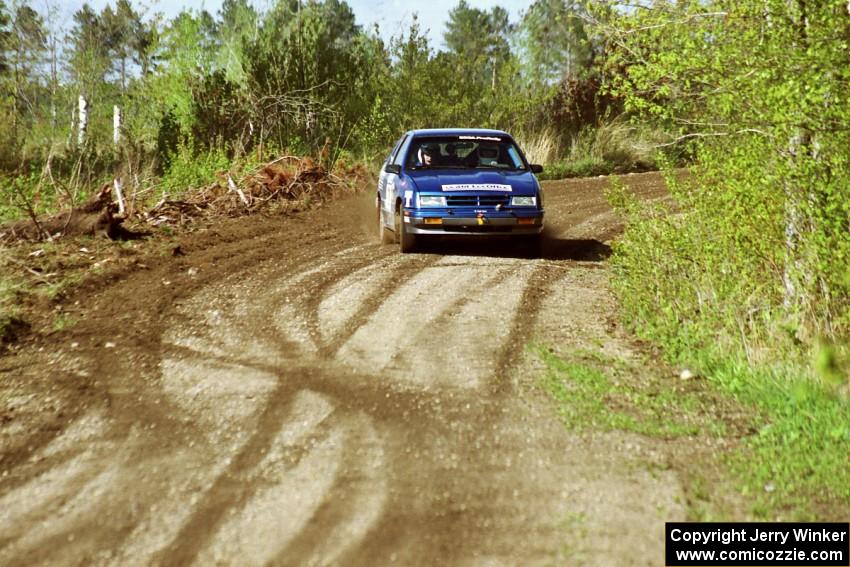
[407,128,512,138]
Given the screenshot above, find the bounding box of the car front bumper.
[402,210,544,236]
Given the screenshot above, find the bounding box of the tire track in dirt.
[336,255,533,392]
[0,215,351,497]
[290,252,450,352]
[0,361,99,494]
[314,254,443,355]
[267,412,387,567]
[157,389,343,566]
[142,239,559,564]
[140,244,458,565]
[0,241,368,565]
[489,262,553,395]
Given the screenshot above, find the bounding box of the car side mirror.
[529,164,544,174]
[385,163,402,175]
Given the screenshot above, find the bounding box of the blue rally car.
[376,128,545,253]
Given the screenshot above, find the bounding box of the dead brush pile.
[146,155,367,227]
[0,155,371,243]
[1,184,124,244]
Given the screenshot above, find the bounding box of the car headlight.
[511,196,536,206]
[418,195,446,207]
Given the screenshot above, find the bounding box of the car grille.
[445,195,510,207]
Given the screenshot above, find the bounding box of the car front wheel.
[378,199,395,244]
[396,206,417,253]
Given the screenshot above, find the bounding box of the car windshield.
[406,136,528,171]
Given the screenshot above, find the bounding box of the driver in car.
[443,143,462,166]
[478,145,500,167]
[416,144,437,167]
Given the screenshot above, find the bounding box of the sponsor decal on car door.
[385,176,396,213]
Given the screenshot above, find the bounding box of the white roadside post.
[114,178,126,215]
[113,106,125,214]
[77,95,88,145]
[113,105,122,146]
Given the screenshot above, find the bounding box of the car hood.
[407,170,538,195]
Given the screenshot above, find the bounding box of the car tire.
[396,205,417,253]
[378,199,395,244]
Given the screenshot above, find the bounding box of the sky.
[55,0,531,50]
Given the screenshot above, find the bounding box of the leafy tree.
[67,4,110,101]
[0,1,10,76]
[517,0,593,85]
[102,0,151,92]
[68,4,109,91]
[102,1,130,92]
[0,1,11,166]
[39,0,65,135]
[599,0,850,345]
[344,26,390,152]
[6,2,45,140]
[383,15,433,130]
[0,0,631,190]
[444,0,511,91]
[145,9,219,137]
[189,69,250,148]
[243,0,367,149]
[217,0,258,83]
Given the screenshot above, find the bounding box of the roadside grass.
[0,273,26,343]
[1,171,60,224]
[52,312,78,332]
[533,343,747,522]
[533,341,849,521]
[693,353,850,520]
[533,344,723,439]
[537,120,671,181]
[550,512,589,566]
[158,143,232,198]
[0,237,127,346]
[518,128,558,166]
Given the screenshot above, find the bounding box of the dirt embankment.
[0,172,744,566]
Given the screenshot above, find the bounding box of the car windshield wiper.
[470,164,524,171]
[410,164,468,170]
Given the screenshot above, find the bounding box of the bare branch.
[653,128,773,148]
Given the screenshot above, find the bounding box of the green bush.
[0,171,60,223]
[601,0,850,343]
[158,143,231,197]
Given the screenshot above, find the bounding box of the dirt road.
[1,172,700,566]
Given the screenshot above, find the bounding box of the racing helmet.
[418,143,438,163]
